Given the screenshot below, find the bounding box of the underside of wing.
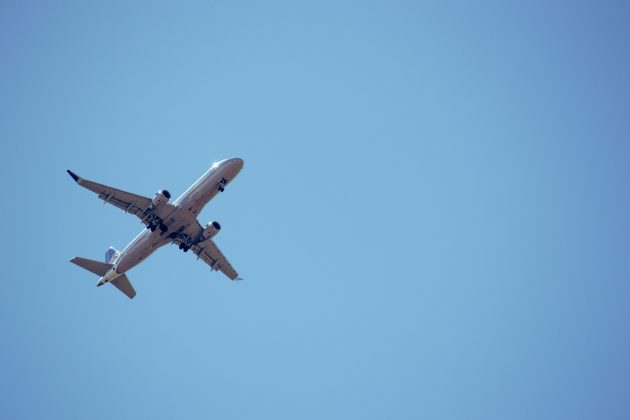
[193,239,240,280]
[169,221,240,280]
[67,170,176,226]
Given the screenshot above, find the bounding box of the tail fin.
[70,257,112,276]
[70,256,136,299]
[111,274,136,299]
[105,247,120,264]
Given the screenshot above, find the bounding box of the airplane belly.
[175,159,243,211]
[190,168,238,206]
[116,230,169,273]
[189,174,222,203]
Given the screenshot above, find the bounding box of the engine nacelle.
[203,221,221,239]
[152,190,171,207]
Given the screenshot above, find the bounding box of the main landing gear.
[144,213,168,233]
[170,231,194,253]
[218,177,227,192]
[147,222,168,232]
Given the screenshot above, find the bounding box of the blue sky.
[2,1,630,419]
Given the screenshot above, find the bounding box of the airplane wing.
[192,238,240,280]
[66,170,176,225]
[172,221,240,280]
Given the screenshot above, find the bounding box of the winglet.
[66,169,80,182]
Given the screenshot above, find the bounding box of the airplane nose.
[229,158,244,171]
[212,158,244,172]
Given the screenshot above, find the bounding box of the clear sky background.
[1,1,630,419]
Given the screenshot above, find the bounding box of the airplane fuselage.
[99,158,243,285]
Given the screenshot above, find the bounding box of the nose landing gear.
[218,177,227,192]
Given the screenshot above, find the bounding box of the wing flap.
[193,239,239,280]
[68,171,152,212]
[66,170,176,224]
[96,193,146,216]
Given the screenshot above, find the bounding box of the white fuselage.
[99,158,243,284]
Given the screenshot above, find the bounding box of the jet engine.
[152,190,171,207]
[203,221,221,239]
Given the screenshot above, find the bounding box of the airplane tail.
[105,247,120,264]
[110,274,136,299]
[70,253,136,299]
[70,257,112,276]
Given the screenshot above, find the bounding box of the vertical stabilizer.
[105,247,121,264]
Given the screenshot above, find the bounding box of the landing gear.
[218,177,227,192]
[145,213,167,233]
[147,223,167,232]
[171,230,196,253]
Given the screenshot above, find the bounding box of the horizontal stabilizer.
[111,274,136,299]
[71,257,112,276]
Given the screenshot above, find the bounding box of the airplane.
[67,158,244,299]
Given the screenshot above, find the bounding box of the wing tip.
[66,169,80,182]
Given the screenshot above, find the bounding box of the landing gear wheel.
[159,224,168,232]
[218,178,227,192]
[183,245,189,252]
[150,225,157,232]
